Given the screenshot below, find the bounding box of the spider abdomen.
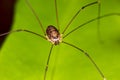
[46,25,62,45]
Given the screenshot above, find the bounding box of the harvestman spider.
[0,0,120,80]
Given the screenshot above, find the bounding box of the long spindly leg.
[55,0,60,31]
[63,13,120,38]
[97,0,103,43]
[62,41,106,80]
[44,45,54,80]
[62,1,99,34]
[0,29,46,40]
[25,0,46,35]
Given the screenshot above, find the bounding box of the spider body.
[0,0,120,80]
[46,25,62,45]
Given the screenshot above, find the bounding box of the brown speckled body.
[46,25,61,45]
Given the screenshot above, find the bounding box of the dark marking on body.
[46,25,62,45]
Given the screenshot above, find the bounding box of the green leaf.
[0,0,120,80]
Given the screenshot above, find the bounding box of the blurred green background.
[0,0,120,80]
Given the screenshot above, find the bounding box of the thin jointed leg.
[25,0,46,35]
[0,29,46,40]
[63,13,120,38]
[55,0,60,31]
[44,45,54,80]
[97,0,103,43]
[62,1,99,34]
[62,41,106,80]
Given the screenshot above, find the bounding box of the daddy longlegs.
[0,0,120,80]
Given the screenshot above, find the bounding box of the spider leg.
[55,0,60,31]
[62,1,99,34]
[62,41,106,80]
[0,29,46,40]
[25,0,46,35]
[63,13,120,38]
[44,45,54,80]
[97,0,103,43]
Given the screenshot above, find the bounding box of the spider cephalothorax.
[46,25,62,45]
